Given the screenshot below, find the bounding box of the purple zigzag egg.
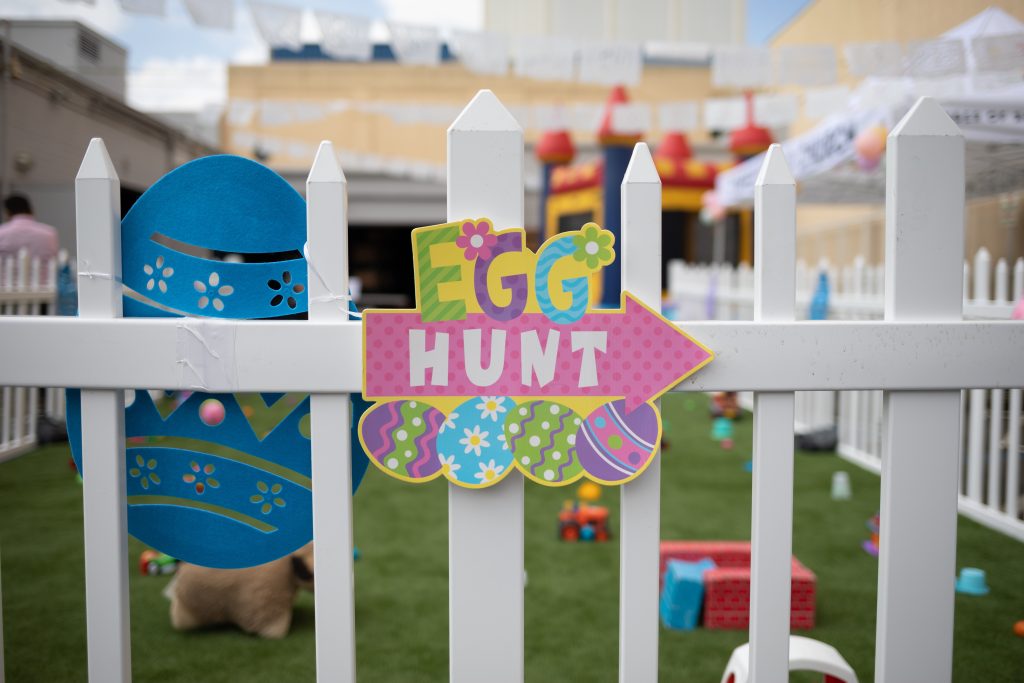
[575,400,659,483]
[360,400,444,481]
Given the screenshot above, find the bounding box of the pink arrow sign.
[363,292,713,411]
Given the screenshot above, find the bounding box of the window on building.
[78,32,100,63]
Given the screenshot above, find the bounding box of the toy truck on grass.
[558,502,611,542]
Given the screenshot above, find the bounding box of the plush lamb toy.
[165,543,314,639]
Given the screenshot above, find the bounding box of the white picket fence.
[669,248,1024,542]
[1,93,1022,682]
[0,249,67,463]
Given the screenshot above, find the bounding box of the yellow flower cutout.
[572,224,615,270]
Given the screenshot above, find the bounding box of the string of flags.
[76,1,1023,88]
[227,90,858,138]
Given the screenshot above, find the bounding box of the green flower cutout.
[250,481,286,515]
[572,224,615,270]
[128,454,160,490]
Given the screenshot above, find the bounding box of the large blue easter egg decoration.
[66,155,369,569]
[436,396,516,488]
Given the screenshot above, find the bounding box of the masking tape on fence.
[175,318,238,392]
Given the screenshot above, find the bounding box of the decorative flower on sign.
[459,426,489,456]
[438,454,460,479]
[268,270,305,310]
[456,220,497,261]
[572,224,614,270]
[194,272,233,312]
[440,412,459,433]
[250,481,286,515]
[476,396,507,422]
[182,461,219,495]
[129,454,160,490]
[143,255,173,294]
[474,459,504,483]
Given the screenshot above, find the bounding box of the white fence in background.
[669,249,1024,542]
[0,249,67,463]
[1,94,1023,682]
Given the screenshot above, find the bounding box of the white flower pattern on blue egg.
[194,272,234,312]
[459,425,489,456]
[436,396,516,488]
[476,396,507,422]
[143,255,173,294]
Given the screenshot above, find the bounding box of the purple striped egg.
[575,400,659,483]
[359,400,444,481]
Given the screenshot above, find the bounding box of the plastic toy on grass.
[863,513,880,557]
[711,416,734,449]
[721,635,859,683]
[558,501,610,542]
[577,481,602,503]
[139,549,179,576]
[660,557,716,631]
[710,392,739,419]
[955,567,990,596]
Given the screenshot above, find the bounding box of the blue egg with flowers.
[67,155,369,569]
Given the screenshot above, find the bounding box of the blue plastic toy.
[808,270,830,321]
[659,557,717,630]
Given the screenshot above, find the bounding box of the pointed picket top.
[623,142,660,185]
[449,89,521,134]
[76,138,118,181]
[307,140,346,184]
[890,96,962,138]
[755,143,793,187]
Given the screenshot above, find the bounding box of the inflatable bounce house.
[537,86,770,306]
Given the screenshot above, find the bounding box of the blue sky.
[747,0,812,44]
[0,0,809,111]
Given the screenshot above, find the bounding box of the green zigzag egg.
[504,400,584,485]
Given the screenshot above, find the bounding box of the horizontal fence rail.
[1,318,1023,393]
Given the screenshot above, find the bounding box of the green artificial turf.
[1,393,1022,681]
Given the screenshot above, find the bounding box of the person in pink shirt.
[0,194,59,261]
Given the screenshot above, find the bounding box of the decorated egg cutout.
[360,400,445,482]
[66,155,370,569]
[504,400,585,485]
[575,399,660,484]
[435,396,516,488]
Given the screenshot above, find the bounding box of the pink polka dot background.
[364,298,712,403]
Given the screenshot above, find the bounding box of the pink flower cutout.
[455,220,498,261]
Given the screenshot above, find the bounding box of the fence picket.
[1006,389,1021,519]
[76,138,131,683]
[618,143,662,683]
[446,90,524,683]
[875,97,963,683]
[1013,258,1024,302]
[988,388,1004,508]
[306,141,357,683]
[749,144,796,681]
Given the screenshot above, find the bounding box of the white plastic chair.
[720,635,859,683]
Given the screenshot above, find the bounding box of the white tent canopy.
[716,7,1024,206]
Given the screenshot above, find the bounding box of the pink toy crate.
[659,541,816,630]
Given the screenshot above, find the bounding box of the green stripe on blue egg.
[360,400,444,481]
[503,400,584,485]
[436,396,516,488]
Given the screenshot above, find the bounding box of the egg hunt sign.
[358,219,713,489]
